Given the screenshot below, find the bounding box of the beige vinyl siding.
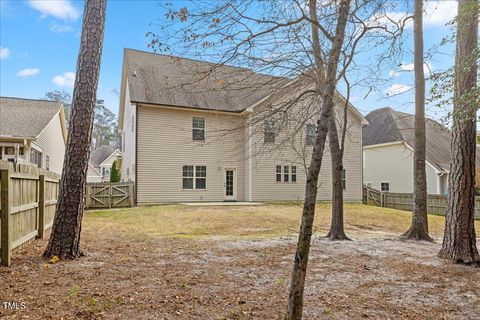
[363,143,441,194]
[137,105,245,203]
[250,104,363,202]
[87,163,103,183]
[35,112,66,174]
[120,82,136,182]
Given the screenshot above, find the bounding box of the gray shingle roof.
[0,97,63,138]
[123,48,286,112]
[363,107,480,172]
[89,145,115,167]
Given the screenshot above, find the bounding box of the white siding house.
[362,107,476,195]
[0,97,67,174]
[118,49,367,204]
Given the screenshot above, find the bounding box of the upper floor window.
[306,124,316,146]
[264,119,275,143]
[192,117,205,141]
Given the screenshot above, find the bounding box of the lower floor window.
[381,182,390,192]
[183,165,206,189]
[276,165,297,183]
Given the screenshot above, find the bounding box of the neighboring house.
[363,107,480,195]
[118,48,368,204]
[87,162,103,183]
[0,97,67,174]
[88,145,121,182]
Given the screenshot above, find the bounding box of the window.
[46,155,50,171]
[30,149,42,167]
[182,165,206,189]
[284,165,289,182]
[342,169,346,190]
[276,165,282,182]
[264,120,275,143]
[5,147,14,155]
[182,165,194,189]
[306,124,316,146]
[381,182,390,192]
[276,165,297,183]
[195,165,206,189]
[192,117,205,141]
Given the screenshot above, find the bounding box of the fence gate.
[85,182,134,209]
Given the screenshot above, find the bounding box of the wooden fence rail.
[0,161,60,266]
[363,185,480,219]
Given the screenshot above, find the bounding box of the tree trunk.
[402,0,432,241]
[285,0,351,318]
[43,0,107,260]
[438,0,479,265]
[326,116,350,240]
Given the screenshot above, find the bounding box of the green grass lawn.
[84,203,476,240]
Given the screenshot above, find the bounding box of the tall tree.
[438,0,479,265]
[92,99,120,150]
[44,91,72,129]
[44,0,107,260]
[286,1,351,318]
[402,0,432,241]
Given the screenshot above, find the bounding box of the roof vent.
[133,70,137,77]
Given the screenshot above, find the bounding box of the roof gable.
[0,97,63,139]
[363,107,480,172]
[90,145,115,167]
[122,48,284,113]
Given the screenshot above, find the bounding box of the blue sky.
[0,0,458,120]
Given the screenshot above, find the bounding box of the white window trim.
[380,181,390,192]
[192,117,206,141]
[275,164,297,183]
[182,165,207,190]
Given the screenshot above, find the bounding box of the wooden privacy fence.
[85,182,134,209]
[0,161,60,266]
[363,185,480,219]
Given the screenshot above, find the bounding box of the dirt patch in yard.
[1,205,479,319]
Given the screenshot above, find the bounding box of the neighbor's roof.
[0,97,65,140]
[120,48,285,112]
[363,107,480,172]
[90,145,115,167]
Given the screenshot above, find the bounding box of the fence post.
[38,175,45,239]
[1,169,11,267]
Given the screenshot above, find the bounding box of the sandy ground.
[1,227,479,320]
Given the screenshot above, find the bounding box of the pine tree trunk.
[285,0,351,318]
[43,0,107,260]
[326,116,350,240]
[402,0,432,241]
[438,0,479,265]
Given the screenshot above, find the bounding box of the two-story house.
[118,49,367,204]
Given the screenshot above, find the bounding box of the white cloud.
[385,83,412,96]
[424,1,457,27]
[16,68,40,77]
[0,47,11,59]
[52,72,75,88]
[368,1,457,32]
[49,23,73,33]
[389,62,433,78]
[28,0,80,21]
[389,70,400,78]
